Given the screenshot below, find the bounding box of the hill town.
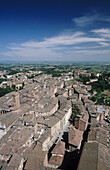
[0,63,110,170]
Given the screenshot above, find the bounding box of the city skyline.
[0,0,110,62]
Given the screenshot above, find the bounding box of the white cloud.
[99,42,109,47]
[72,49,110,55]
[18,31,105,49]
[92,28,110,34]
[1,29,110,61]
[21,32,85,48]
[91,28,110,38]
[73,14,110,27]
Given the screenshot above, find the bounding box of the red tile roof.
[51,141,65,155]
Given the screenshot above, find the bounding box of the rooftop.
[78,142,110,170]
[51,141,65,155]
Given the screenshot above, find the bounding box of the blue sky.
[0,0,110,62]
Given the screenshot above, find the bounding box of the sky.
[0,0,110,62]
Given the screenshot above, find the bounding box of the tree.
[12,84,16,90]
[0,86,14,97]
[91,73,97,79]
